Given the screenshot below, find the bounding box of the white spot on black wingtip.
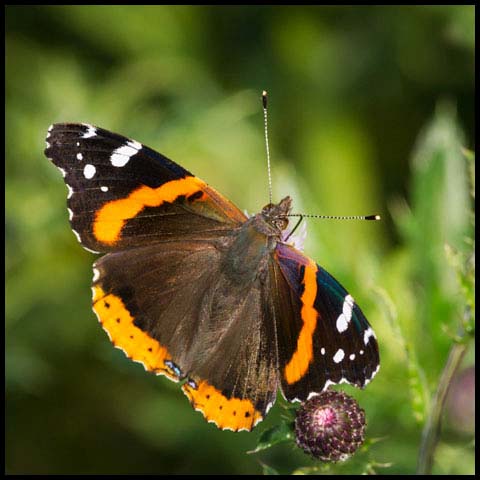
[58,167,67,178]
[363,327,376,345]
[333,348,345,363]
[67,208,73,221]
[364,364,380,387]
[81,124,97,138]
[92,267,100,282]
[83,164,96,179]
[76,141,80,147]
[336,294,354,333]
[100,186,109,192]
[321,347,326,355]
[67,184,73,199]
[76,153,83,161]
[336,314,348,333]
[110,140,142,167]
[345,294,354,310]
[47,125,54,138]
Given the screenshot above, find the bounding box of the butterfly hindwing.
[272,243,380,402]
[182,267,279,431]
[45,123,247,253]
[93,238,278,431]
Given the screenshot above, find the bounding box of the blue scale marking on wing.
[276,249,369,335]
[141,144,191,178]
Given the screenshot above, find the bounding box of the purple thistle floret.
[294,390,366,462]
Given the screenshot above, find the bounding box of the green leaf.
[292,464,332,475]
[362,460,394,475]
[260,462,280,475]
[410,101,470,251]
[405,344,430,423]
[248,422,295,454]
[463,148,475,200]
[373,286,430,423]
[399,100,473,360]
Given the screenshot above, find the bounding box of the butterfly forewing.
[272,243,379,402]
[45,123,246,253]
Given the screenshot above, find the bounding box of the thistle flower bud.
[294,390,366,462]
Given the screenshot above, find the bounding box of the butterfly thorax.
[221,196,292,285]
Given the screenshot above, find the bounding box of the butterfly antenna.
[288,213,381,220]
[262,90,273,205]
[283,213,380,241]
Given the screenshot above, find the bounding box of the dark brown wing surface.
[92,239,279,431]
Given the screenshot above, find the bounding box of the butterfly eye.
[273,218,288,231]
[262,203,274,215]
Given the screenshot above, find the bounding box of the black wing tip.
[46,123,97,137]
[47,122,78,132]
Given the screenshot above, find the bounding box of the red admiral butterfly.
[44,93,379,431]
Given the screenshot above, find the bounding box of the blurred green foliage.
[6,5,474,475]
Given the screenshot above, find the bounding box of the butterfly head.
[260,196,292,233]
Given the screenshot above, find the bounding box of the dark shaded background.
[6,5,474,475]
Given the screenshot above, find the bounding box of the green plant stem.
[416,341,469,474]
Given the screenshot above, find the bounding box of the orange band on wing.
[182,379,263,432]
[92,286,179,381]
[284,261,318,384]
[93,176,206,245]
